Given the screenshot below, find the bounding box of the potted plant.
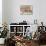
[0,23,9,44]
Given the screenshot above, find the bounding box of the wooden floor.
[0,44,46,46]
[40,45,46,46]
[0,44,4,46]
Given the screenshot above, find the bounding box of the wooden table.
[12,39,32,46]
[12,36,39,46]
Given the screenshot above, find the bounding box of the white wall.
[39,0,46,26]
[2,0,9,25]
[0,0,2,27]
[10,0,39,25]
[2,0,46,26]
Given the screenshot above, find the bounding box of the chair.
[5,38,15,46]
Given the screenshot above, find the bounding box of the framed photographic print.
[20,5,33,15]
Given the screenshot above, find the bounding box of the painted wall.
[0,0,2,27]
[39,0,46,26]
[8,0,39,25]
[2,0,46,28]
[2,0,9,25]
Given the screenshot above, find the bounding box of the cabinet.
[9,25,30,37]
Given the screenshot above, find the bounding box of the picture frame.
[20,5,33,15]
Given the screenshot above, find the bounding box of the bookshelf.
[9,25,31,37]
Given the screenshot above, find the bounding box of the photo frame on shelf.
[20,5,33,15]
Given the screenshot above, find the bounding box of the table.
[12,39,32,46]
[12,39,39,46]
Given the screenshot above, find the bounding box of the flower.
[0,22,9,38]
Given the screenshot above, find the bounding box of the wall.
[2,0,46,29]
[10,0,39,25]
[2,0,9,25]
[39,0,46,26]
[0,0,2,27]
[2,0,39,24]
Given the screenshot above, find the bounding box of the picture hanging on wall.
[20,5,33,15]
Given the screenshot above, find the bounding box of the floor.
[0,44,4,46]
[40,45,46,46]
[31,40,46,46]
[0,44,46,46]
